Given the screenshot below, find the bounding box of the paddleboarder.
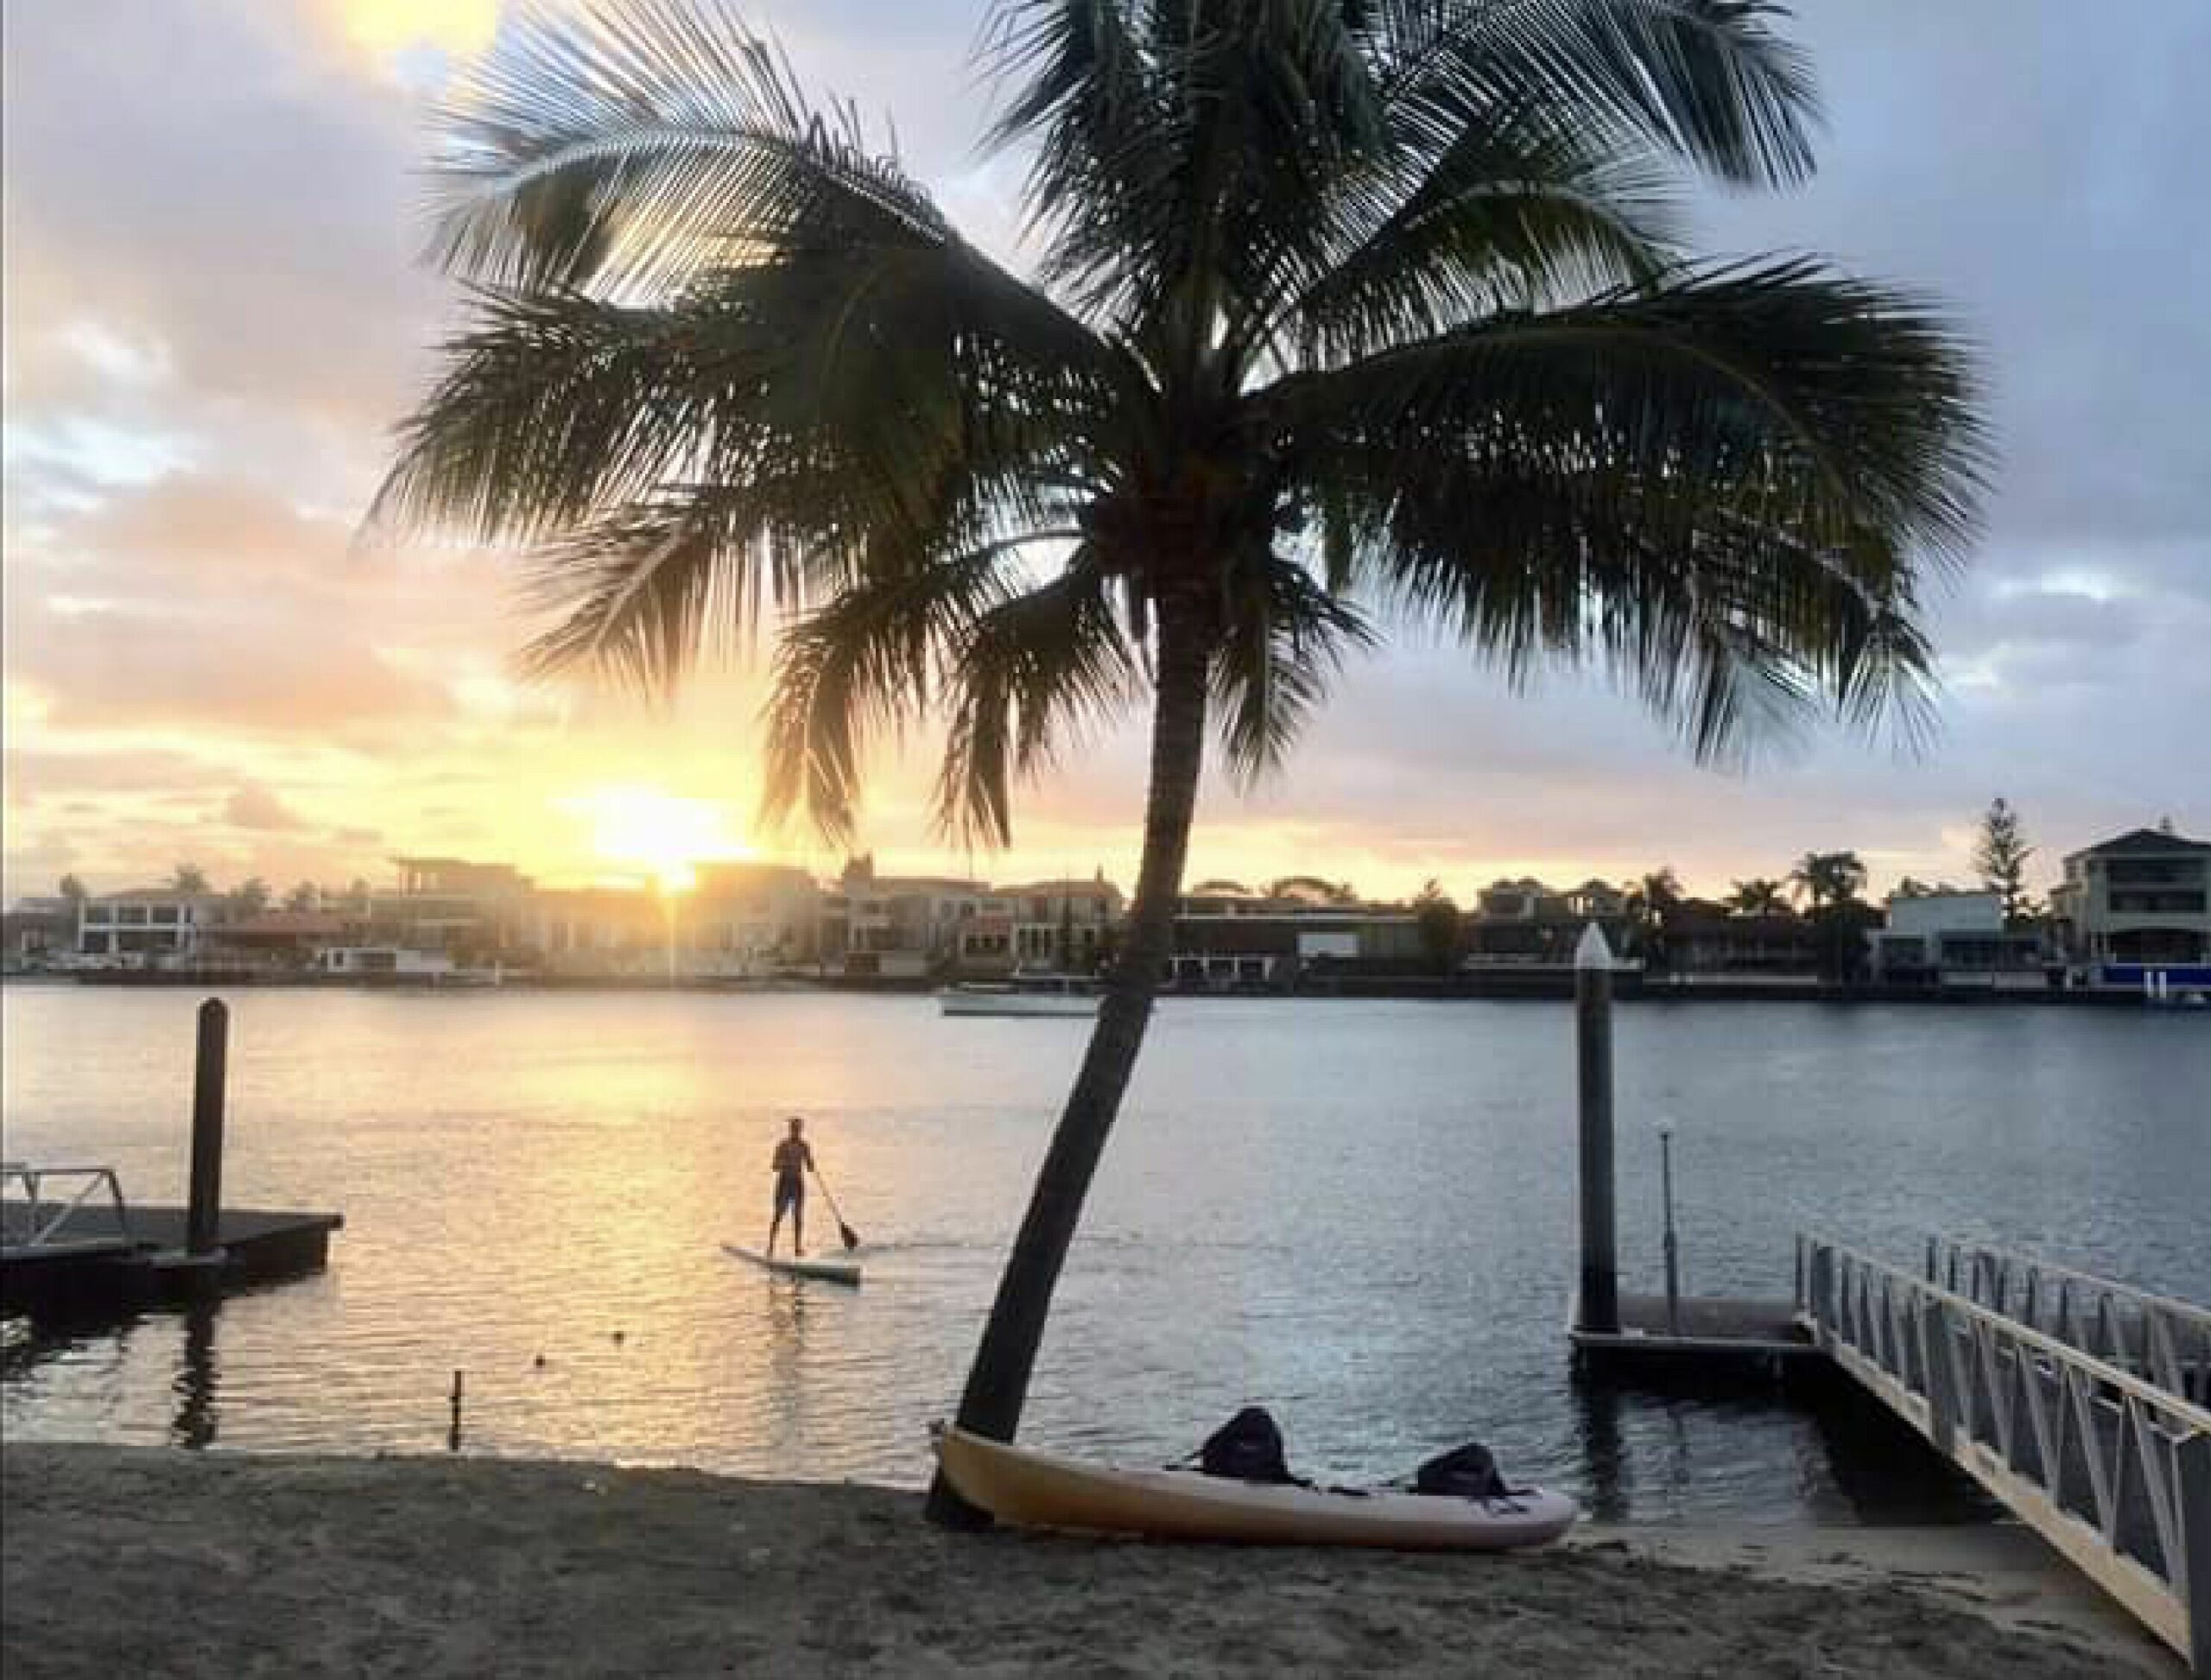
[767,1116,816,1257]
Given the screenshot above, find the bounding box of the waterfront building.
[201,910,365,973]
[1168,892,1419,987]
[1866,889,2045,987]
[74,887,226,965]
[2,897,79,970]
[683,862,821,973]
[1001,874,1125,972]
[1464,878,1632,965]
[526,885,669,977]
[371,857,535,959]
[820,856,1004,979]
[1658,900,1824,979]
[2048,825,2211,977]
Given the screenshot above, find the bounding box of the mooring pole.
[1574,924,1619,1334]
[187,998,228,1257]
[1658,1123,1681,1336]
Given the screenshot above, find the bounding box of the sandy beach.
[0,1445,2179,1678]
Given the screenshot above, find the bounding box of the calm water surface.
[3,986,2205,1521]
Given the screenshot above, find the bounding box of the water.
[3,986,2206,1521]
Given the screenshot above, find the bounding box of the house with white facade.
[1867,889,2045,987]
[2049,825,2211,981]
[75,888,226,966]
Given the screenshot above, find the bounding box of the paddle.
[810,1166,861,1251]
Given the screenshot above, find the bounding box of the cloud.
[224,784,309,831]
[3,0,2206,903]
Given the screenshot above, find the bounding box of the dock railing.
[1796,1234,2211,1671]
[1926,1237,2211,1406]
[1,1163,136,1255]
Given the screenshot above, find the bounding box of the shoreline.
[1,1445,2177,1678]
[4,970,2189,1006]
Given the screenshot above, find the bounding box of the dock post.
[1574,924,1619,1335]
[2180,1431,2211,1676]
[1657,1124,1681,1337]
[187,998,228,1257]
[1923,1296,1956,1457]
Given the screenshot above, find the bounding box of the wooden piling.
[1574,925,1619,1335]
[186,998,228,1258]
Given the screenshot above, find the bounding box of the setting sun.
[568,785,748,890]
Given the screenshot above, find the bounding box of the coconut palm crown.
[374,0,1988,1525]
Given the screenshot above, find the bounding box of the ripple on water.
[3,988,2204,1519]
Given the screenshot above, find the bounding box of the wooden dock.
[1568,1288,1821,1381]
[1,1202,343,1318]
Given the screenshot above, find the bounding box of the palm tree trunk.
[923,594,1212,1528]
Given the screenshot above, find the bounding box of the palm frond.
[428,0,943,292]
[1271,259,1991,567]
[1374,0,1820,189]
[1286,88,1681,363]
[936,558,1141,845]
[760,542,1061,843]
[1212,550,1377,783]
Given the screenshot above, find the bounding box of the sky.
[3,0,2207,904]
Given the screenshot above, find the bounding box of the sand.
[0,1445,2179,1678]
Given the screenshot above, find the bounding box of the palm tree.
[170,863,209,895]
[1726,878,1789,916]
[373,0,1986,1524]
[1789,850,1869,912]
[1621,865,1682,956]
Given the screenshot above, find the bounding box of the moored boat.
[938,973,1100,1018]
[931,1426,1577,1550]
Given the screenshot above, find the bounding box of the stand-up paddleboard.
[721,1243,861,1286]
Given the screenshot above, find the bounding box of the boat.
[939,973,1101,1018]
[720,1242,861,1285]
[930,1426,1578,1550]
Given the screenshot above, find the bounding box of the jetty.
[1562,925,2211,1670]
[0,999,343,1321]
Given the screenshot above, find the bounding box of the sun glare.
[570,785,748,891]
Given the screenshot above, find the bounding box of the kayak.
[932,1426,1576,1550]
[720,1243,862,1286]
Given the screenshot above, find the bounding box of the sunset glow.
[571,785,748,891]
[2,3,2202,908]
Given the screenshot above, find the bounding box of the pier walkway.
[1795,1234,2211,1671]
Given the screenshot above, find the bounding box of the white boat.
[939,973,1101,1018]
[932,1426,1577,1550]
[720,1243,862,1285]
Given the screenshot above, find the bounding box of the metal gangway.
[1,1163,137,1258]
[1925,1237,2211,1406]
[1796,1234,2211,1671]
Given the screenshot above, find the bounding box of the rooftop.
[2071,826,2211,858]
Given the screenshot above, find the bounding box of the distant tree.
[228,878,271,918]
[170,863,210,894]
[1267,874,1359,906]
[1726,878,1788,916]
[1789,851,1868,911]
[284,882,320,913]
[1411,879,1462,974]
[1788,851,1871,980]
[58,873,88,903]
[1972,797,2036,925]
[1623,867,1684,969]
